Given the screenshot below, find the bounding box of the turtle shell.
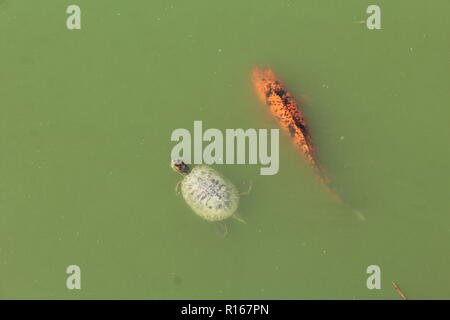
[181,165,239,221]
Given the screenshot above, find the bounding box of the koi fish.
[252,67,365,220]
[252,67,329,184]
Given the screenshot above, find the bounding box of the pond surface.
[0,0,449,299]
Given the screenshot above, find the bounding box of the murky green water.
[0,0,449,299]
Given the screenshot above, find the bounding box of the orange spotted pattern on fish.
[252,67,329,184]
[252,67,365,221]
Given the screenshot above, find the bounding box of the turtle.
[171,159,249,235]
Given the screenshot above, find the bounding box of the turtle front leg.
[240,181,253,196]
[174,181,182,195]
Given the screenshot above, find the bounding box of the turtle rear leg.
[215,221,228,238]
[232,213,247,224]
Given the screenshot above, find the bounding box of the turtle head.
[171,159,191,175]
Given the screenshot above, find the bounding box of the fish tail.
[326,185,366,221]
[348,207,366,222]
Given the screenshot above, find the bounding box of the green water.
[0,0,449,299]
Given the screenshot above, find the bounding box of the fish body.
[252,67,329,184]
[252,67,365,221]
